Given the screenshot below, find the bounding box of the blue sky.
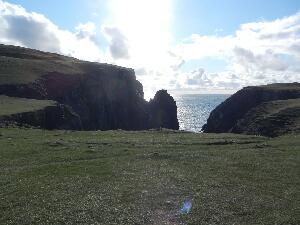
[1,0,300,98]
[8,0,300,36]
[174,0,300,37]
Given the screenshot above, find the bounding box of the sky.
[1,0,300,99]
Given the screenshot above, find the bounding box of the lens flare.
[180,200,192,214]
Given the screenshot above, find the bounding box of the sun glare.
[108,0,173,68]
[110,0,172,31]
[106,0,176,99]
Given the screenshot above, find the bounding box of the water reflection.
[174,94,230,132]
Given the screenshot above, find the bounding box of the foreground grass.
[0,128,299,225]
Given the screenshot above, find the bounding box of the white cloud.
[0,0,103,61]
[172,11,300,92]
[233,47,289,73]
[76,22,96,39]
[175,68,243,91]
[0,1,60,52]
[102,26,129,60]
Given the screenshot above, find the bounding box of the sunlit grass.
[0,96,55,116]
[0,128,299,224]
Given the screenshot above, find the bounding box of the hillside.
[0,128,299,225]
[202,83,300,136]
[232,98,300,137]
[0,44,179,130]
[0,95,81,129]
[0,95,55,116]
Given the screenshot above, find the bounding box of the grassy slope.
[235,98,300,136]
[0,46,82,85]
[0,128,299,225]
[255,82,300,91]
[0,44,131,85]
[0,95,55,116]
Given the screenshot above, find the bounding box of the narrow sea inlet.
[175,94,230,132]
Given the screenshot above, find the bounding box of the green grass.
[236,98,300,136]
[0,44,84,85]
[247,82,300,91]
[0,56,83,85]
[0,96,55,116]
[246,98,300,118]
[0,128,299,225]
[0,45,130,85]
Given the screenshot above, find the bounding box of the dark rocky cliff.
[0,103,82,130]
[0,44,179,130]
[148,90,179,130]
[202,83,300,136]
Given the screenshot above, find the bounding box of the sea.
[174,94,230,132]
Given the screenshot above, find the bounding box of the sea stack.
[148,90,179,130]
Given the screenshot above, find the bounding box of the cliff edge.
[202,83,300,137]
[0,44,179,130]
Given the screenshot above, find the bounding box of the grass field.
[0,96,55,116]
[0,128,299,225]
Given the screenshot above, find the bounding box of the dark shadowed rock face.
[202,83,300,136]
[0,104,82,130]
[148,90,179,130]
[0,44,179,130]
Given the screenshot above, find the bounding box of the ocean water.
[174,94,230,132]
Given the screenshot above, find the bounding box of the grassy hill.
[257,82,300,91]
[203,83,300,136]
[0,95,55,116]
[0,44,83,85]
[0,95,81,130]
[0,128,299,225]
[0,44,132,85]
[233,98,300,136]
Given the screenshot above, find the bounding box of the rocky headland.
[202,83,300,137]
[0,44,179,130]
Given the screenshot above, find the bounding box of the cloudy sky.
[1,0,300,99]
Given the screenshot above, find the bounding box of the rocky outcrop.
[148,90,179,130]
[0,103,82,130]
[202,83,300,136]
[0,44,179,130]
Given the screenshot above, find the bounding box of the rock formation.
[148,90,179,130]
[0,44,179,130]
[202,83,300,136]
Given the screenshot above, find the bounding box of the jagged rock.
[202,83,300,136]
[0,44,179,130]
[148,90,179,130]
